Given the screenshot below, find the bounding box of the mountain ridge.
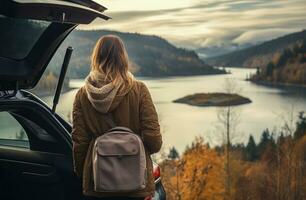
[205,29,306,68]
[196,43,253,59]
[48,29,225,78]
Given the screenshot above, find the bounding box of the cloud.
[81,0,306,48]
[232,28,300,44]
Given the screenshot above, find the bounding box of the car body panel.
[0,93,81,200]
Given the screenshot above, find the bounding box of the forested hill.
[50,30,224,78]
[205,30,306,68]
[250,40,306,86]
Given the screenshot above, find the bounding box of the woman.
[71,35,162,200]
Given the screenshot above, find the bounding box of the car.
[0,1,166,200]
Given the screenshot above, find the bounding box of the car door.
[0,98,83,200]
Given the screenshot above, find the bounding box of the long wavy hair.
[90,35,133,89]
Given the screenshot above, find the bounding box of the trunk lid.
[0,0,109,90]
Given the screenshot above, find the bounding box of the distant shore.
[249,79,306,90]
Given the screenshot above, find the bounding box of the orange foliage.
[161,137,225,200]
[160,134,306,200]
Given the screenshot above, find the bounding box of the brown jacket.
[71,79,162,198]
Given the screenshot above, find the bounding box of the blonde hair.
[91,35,133,89]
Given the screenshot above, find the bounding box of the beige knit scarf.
[84,71,122,113]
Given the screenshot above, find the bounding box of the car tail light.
[144,196,153,200]
[153,163,161,180]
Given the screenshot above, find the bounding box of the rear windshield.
[0,15,49,60]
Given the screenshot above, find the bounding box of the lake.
[41,68,306,153]
[1,68,305,153]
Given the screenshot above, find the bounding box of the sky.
[81,0,306,49]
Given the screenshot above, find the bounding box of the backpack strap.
[103,112,144,141]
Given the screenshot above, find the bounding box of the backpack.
[92,113,147,192]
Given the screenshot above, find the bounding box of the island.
[173,93,252,107]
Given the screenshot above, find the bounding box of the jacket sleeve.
[71,89,91,178]
[139,82,162,154]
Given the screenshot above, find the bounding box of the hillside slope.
[49,30,224,78]
[206,30,306,68]
[250,40,306,86]
[196,43,252,59]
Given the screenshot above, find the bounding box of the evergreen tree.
[266,62,274,76]
[298,42,306,62]
[292,43,300,55]
[258,129,272,157]
[256,67,260,75]
[299,40,306,53]
[245,135,258,161]
[277,49,292,67]
[168,146,179,160]
[294,111,306,139]
[277,132,285,145]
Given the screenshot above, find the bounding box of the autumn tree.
[216,78,241,199]
[180,137,225,200]
[292,134,306,199]
[161,137,225,200]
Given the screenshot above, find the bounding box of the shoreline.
[249,79,306,90]
[69,67,229,80]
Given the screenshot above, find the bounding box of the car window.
[31,30,76,119]
[0,112,29,148]
[0,15,49,60]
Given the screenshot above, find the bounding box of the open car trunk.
[0,0,109,90]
